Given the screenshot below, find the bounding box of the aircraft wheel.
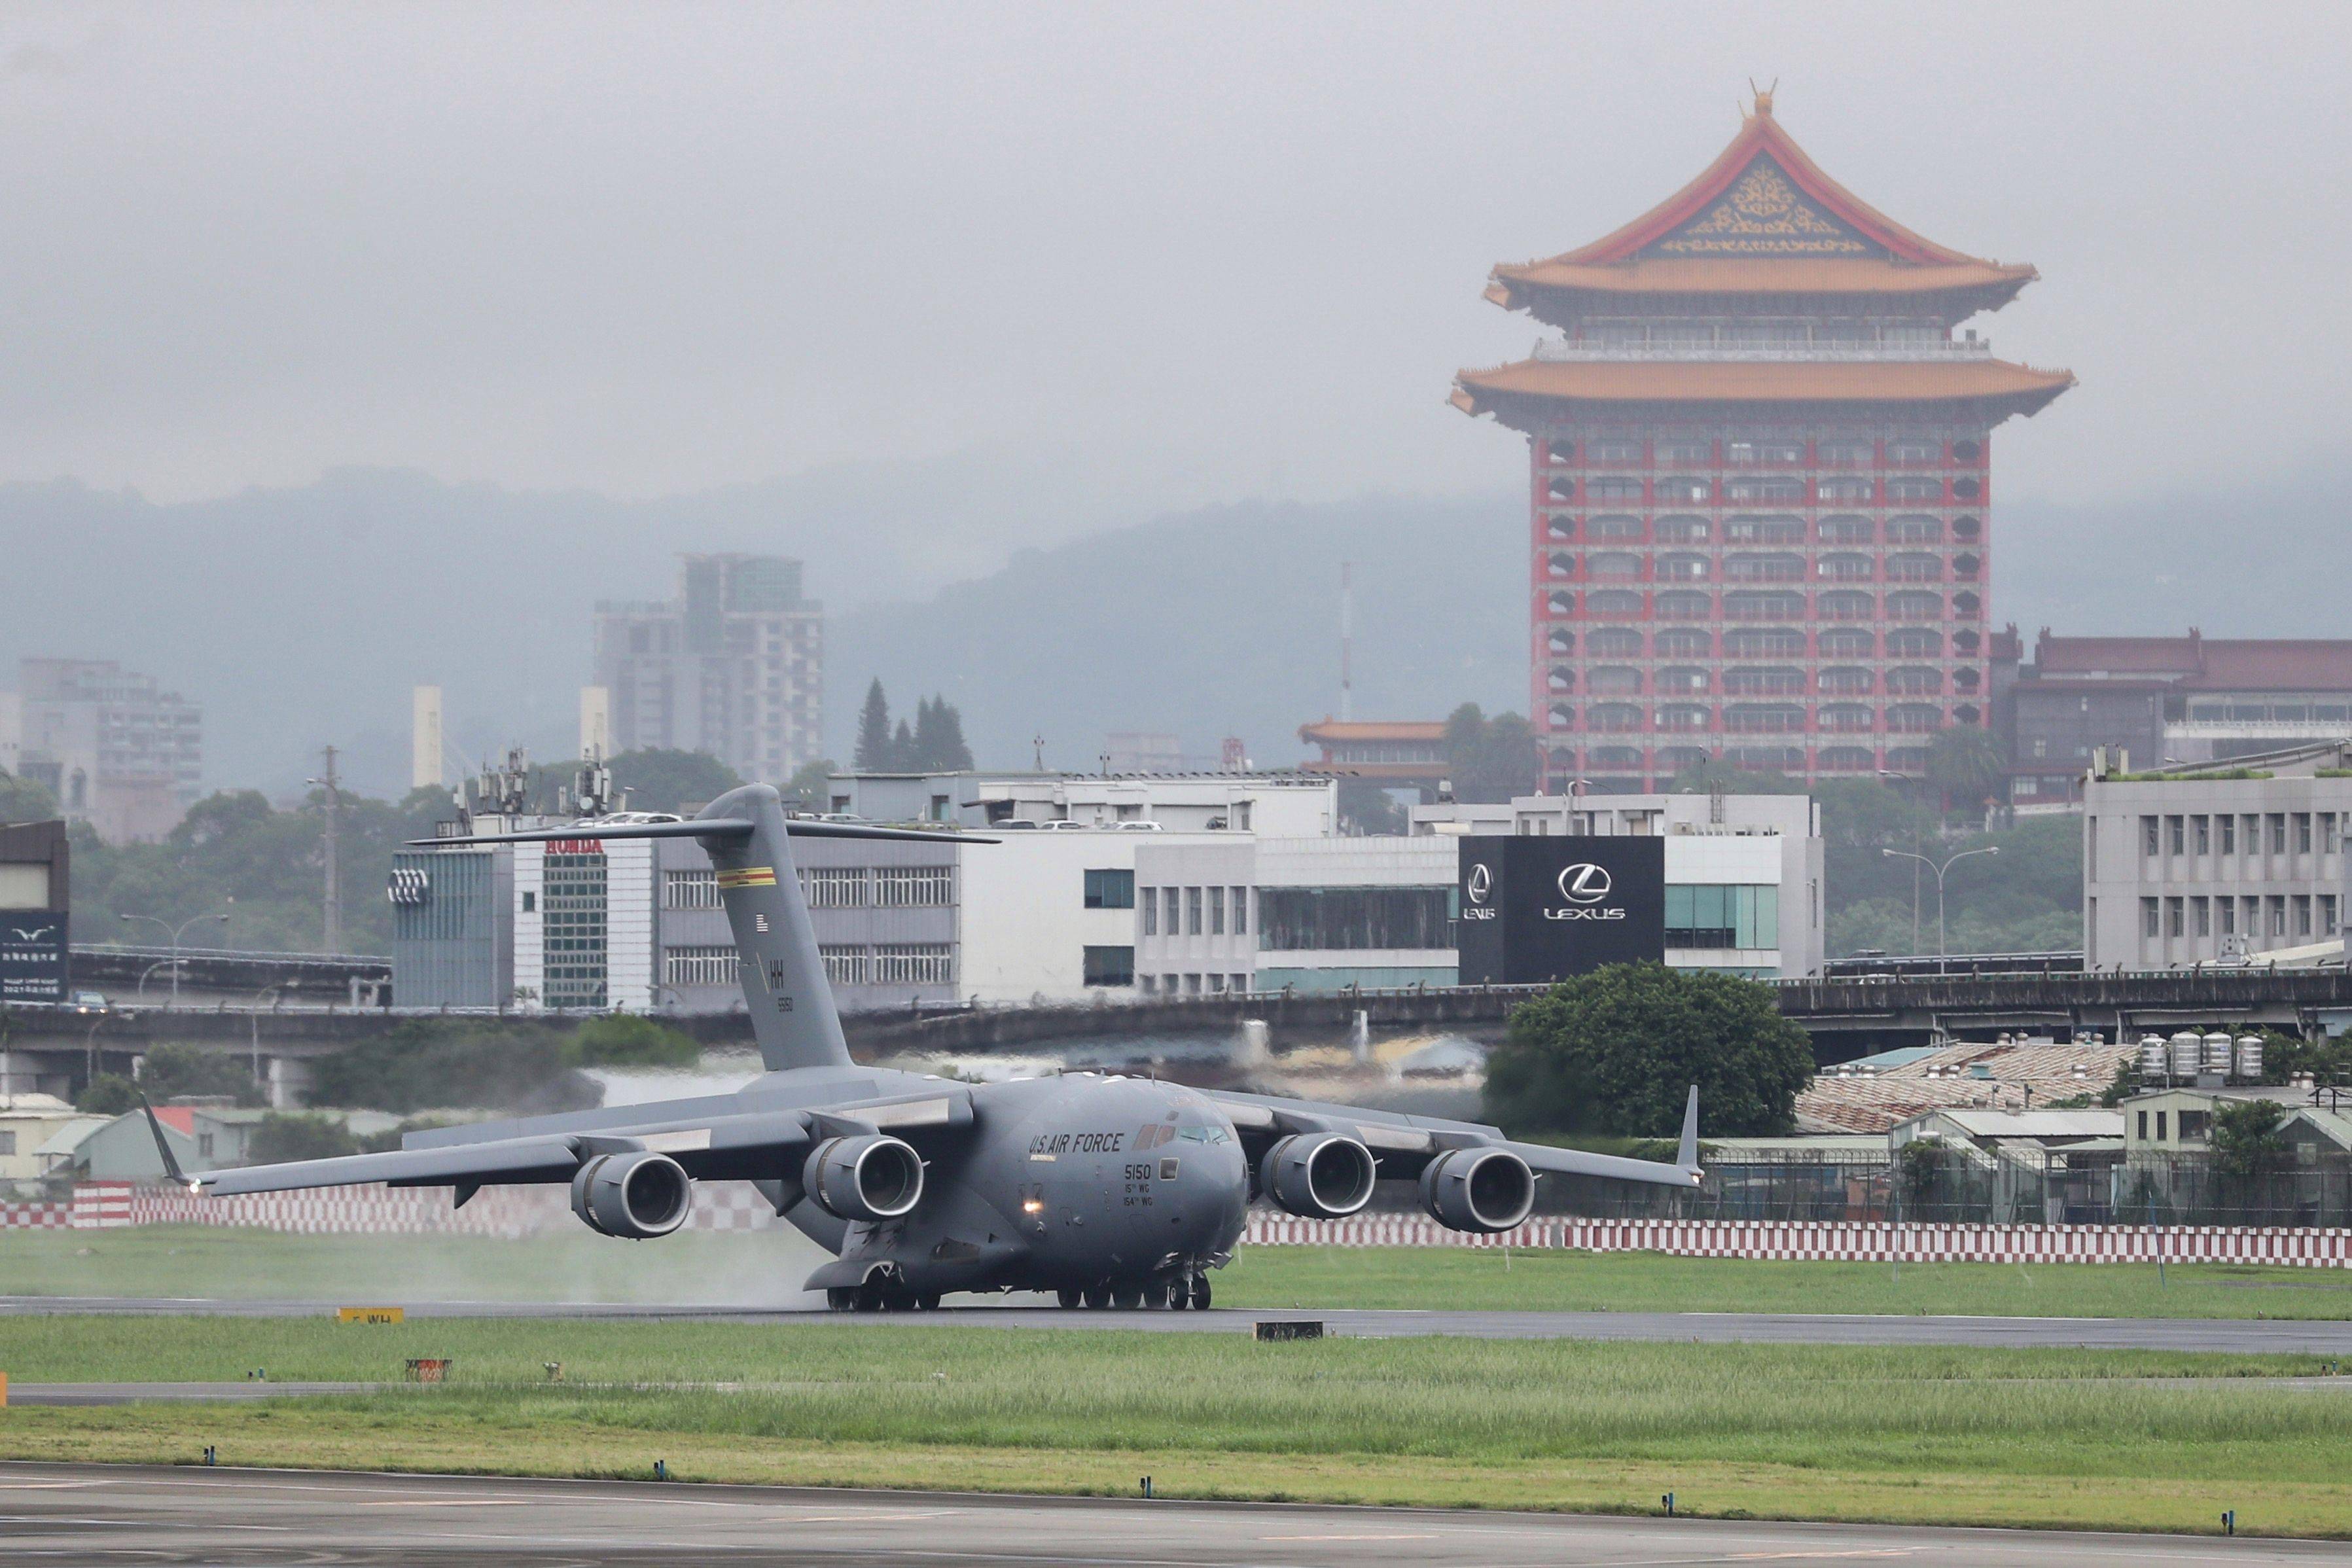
[1188,1274,1211,1311]
[916,1292,942,1311]
[1111,1282,1143,1310]
[1056,1288,1082,1309]
[855,1285,885,1312]
[826,1287,857,1312]
[1082,1282,1111,1309]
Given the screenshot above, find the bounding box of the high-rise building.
[9,658,203,842]
[592,554,823,783]
[1452,92,2073,792]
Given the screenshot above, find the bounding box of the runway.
[7,1295,2352,1353]
[0,1463,2332,1567]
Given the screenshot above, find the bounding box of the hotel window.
[2192,897,2210,937]
[2141,897,2160,938]
[2296,896,2313,937]
[1888,439,1943,464]
[1586,551,1642,578]
[1887,515,1944,543]
[1588,476,1645,501]
[1887,477,1944,501]
[1657,440,1713,465]
[1588,439,1643,464]
[2270,813,2289,853]
[1817,440,1873,467]
[1544,514,1573,541]
[1655,515,1709,543]
[1659,552,1709,580]
[2219,814,2236,853]
[2141,815,2160,856]
[1885,549,1944,579]
[2270,897,2288,937]
[2167,816,2184,855]
[2193,815,2209,855]
[1589,514,1644,540]
[2296,813,2313,853]
[1819,667,1874,694]
[1186,887,1203,936]
[1724,514,1805,544]
[1656,628,1713,656]
[2166,897,2184,937]
[1658,476,1712,503]
[1821,628,1876,657]
[1818,516,1873,544]
[1231,888,1249,936]
[1817,476,1875,501]
[1588,627,1645,656]
[2220,899,2237,935]
[1207,886,1226,936]
[1724,475,1806,502]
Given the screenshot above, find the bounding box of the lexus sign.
[1457,837,1663,984]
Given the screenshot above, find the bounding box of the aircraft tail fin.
[137,1094,196,1190]
[1677,1084,1700,1172]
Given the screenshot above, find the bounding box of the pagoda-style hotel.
[1453,92,2072,793]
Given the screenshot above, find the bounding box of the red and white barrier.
[1244,1213,2352,1269]
[35,1183,2352,1269]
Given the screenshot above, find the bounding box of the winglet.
[137,1094,198,1191]
[1677,1084,1700,1174]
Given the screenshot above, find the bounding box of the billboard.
[0,910,68,1004]
[1457,836,1664,984]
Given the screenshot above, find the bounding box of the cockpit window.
[1176,1125,1230,1145]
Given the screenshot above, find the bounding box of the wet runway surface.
[0,1463,2333,1567]
[7,1295,2352,1353]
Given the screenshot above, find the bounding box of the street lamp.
[1877,769,1924,954]
[1880,846,2001,969]
[118,908,232,1009]
[245,983,291,1096]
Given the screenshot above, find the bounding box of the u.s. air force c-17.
[166,784,1700,1311]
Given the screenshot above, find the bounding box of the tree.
[571,1014,702,1068]
[141,1042,266,1107]
[2211,1098,2290,1179]
[854,680,894,770]
[248,1113,361,1165]
[76,1074,140,1114]
[1926,726,2005,817]
[1442,703,1540,803]
[607,748,741,811]
[1337,779,1408,835]
[304,1019,597,1114]
[1484,962,1814,1137]
[781,757,838,811]
[889,718,915,770]
[0,769,58,825]
[915,694,974,771]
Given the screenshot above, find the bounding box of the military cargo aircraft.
[162,784,1702,1311]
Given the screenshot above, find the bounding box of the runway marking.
[0,1481,104,1489]
[1260,1531,1443,1541]
[361,1497,540,1506]
[762,1510,961,1522]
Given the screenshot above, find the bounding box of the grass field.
[7,1226,2352,1319]
[2,1319,2348,1537]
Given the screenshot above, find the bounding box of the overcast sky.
[1,3,2345,531]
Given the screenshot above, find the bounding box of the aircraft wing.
[171,1084,973,1200]
[1205,1084,1702,1191]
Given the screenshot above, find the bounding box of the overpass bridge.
[5,968,2349,1101]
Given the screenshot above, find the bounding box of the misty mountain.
[7,459,2349,800]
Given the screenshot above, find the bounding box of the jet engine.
[802,1133,925,1222]
[1261,1131,1376,1219]
[570,1150,692,1239]
[1418,1147,1535,1234]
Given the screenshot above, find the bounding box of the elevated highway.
[5,967,2347,1099]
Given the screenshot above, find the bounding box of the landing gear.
[827,1287,857,1312]
[1082,1281,1111,1309]
[915,1292,942,1311]
[1056,1287,1082,1309]
[1150,1276,1181,1310]
[1111,1282,1143,1310]
[1187,1273,1211,1311]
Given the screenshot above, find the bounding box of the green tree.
[0,768,59,825]
[1927,725,2005,816]
[1484,962,1813,1137]
[76,1074,141,1114]
[607,748,742,811]
[912,694,974,771]
[889,718,914,769]
[304,1019,596,1114]
[781,757,838,811]
[1442,703,1539,803]
[2210,1098,2290,1179]
[571,1014,702,1068]
[141,1042,266,1107]
[854,680,894,770]
[1337,779,1408,835]
[247,1113,361,1165]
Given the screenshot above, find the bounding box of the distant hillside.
[7,457,2347,798]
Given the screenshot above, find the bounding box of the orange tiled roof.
[1488,94,2035,311]
[1452,357,2076,418]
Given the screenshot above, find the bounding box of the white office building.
[823,770,1334,836]
[2082,742,2351,970]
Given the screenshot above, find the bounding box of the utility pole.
[310,746,343,952]
[1338,561,1354,722]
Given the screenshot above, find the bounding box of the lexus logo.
[1556,863,1612,904]
[1466,864,1492,905]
